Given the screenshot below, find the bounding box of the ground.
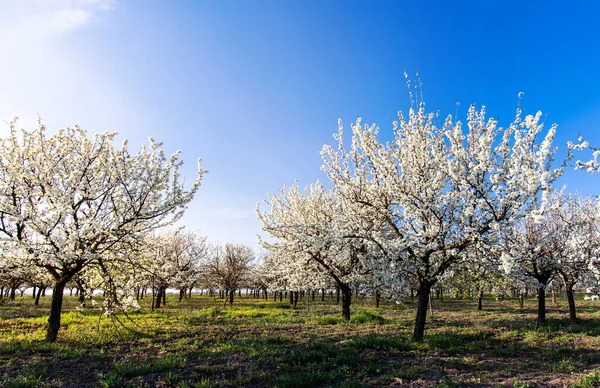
[1,292,600,387]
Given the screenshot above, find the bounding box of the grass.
[1,292,600,386]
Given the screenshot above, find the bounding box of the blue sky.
[1,0,599,249]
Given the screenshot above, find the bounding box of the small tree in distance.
[204,243,255,305]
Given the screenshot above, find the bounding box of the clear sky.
[1,0,599,250]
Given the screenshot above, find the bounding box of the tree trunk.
[179,289,184,302]
[9,287,16,300]
[312,290,315,301]
[293,291,299,307]
[155,287,162,309]
[35,286,42,306]
[413,281,432,342]
[336,288,340,305]
[189,288,193,298]
[78,288,85,303]
[289,291,293,305]
[566,283,577,321]
[375,290,381,308]
[477,288,484,311]
[229,288,235,305]
[537,287,546,325]
[341,284,351,320]
[32,286,37,299]
[519,293,524,308]
[162,288,167,305]
[46,280,67,342]
[321,288,325,302]
[151,288,155,310]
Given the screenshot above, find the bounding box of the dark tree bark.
[9,287,16,300]
[154,287,162,309]
[162,288,167,305]
[477,288,484,311]
[46,280,67,342]
[566,283,577,321]
[537,287,546,325]
[413,281,432,342]
[32,286,37,299]
[336,288,340,305]
[341,285,351,321]
[229,288,235,305]
[321,288,325,302]
[375,290,381,308]
[179,289,184,302]
[35,286,43,305]
[293,291,299,307]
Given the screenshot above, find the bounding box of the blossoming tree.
[321,99,560,340]
[257,182,369,320]
[0,119,204,342]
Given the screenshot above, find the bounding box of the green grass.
[1,292,600,386]
[350,311,386,324]
[316,314,343,325]
[573,369,600,387]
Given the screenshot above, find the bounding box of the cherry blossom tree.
[257,182,369,320]
[0,119,204,341]
[321,96,560,340]
[501,200,569,324]
[554,193,599,320]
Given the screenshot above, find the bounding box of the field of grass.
[1,292,600,387]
